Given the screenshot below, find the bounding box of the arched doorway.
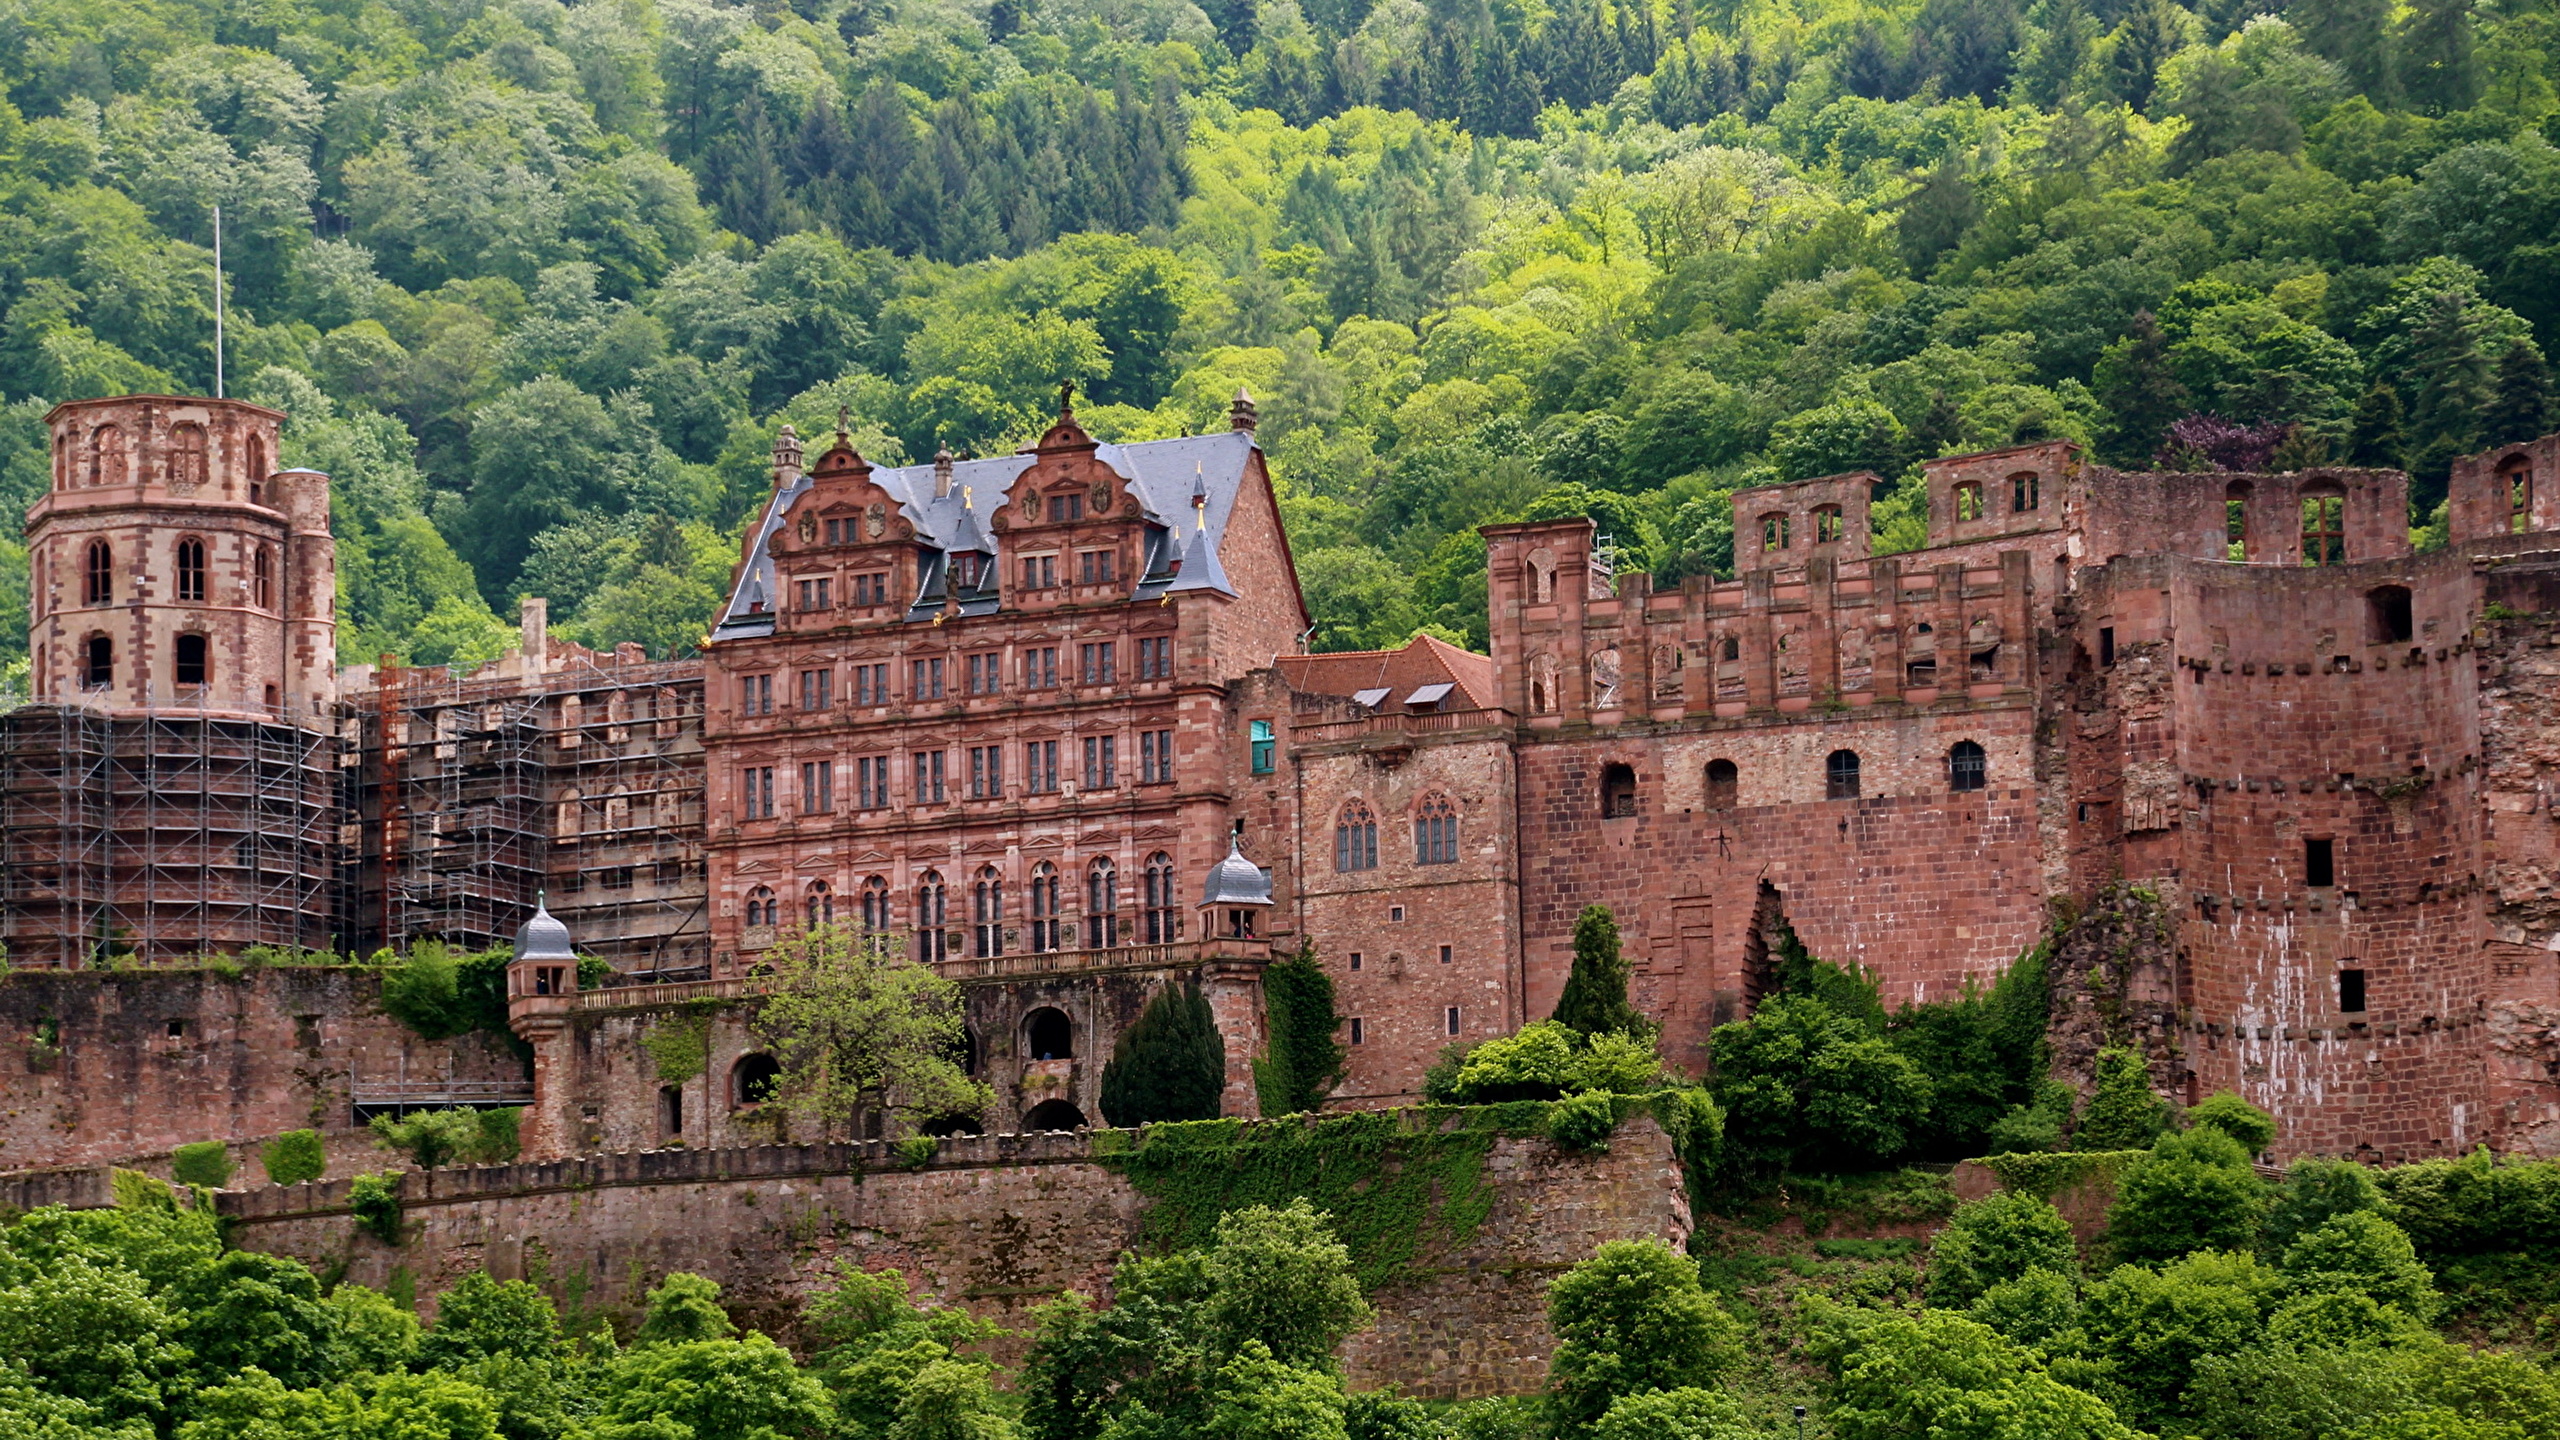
[1025,1007,1074,1061]
[731,1053,780,1107]
[1023,1099,1086,1132]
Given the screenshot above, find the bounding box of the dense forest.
[2,0,2558,686]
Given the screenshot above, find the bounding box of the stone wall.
[0,968,525,1176]
[217,1115,1692,1399]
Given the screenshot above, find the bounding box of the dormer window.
[953,553,983,590]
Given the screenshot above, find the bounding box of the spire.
[1229,386,1258,434]
[934,443,955,499]
[1192,460,1208,531]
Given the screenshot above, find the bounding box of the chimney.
[771,424,803,490]
[521,596,549,671]
[1229,387,1259,434]
[935,444,955,499]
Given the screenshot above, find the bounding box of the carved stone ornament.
[865,502,886,539]
[797,514,817,543]
[1022,490,1044,522]
[1089,482,1112,514]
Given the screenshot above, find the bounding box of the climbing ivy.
[643,1010,714,1083]
[1979,1149,2148,1200]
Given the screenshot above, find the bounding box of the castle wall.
[216,1117,1692,1400]
[0,968,526,1175]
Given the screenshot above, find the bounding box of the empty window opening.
[1025,1008,1074,1061]
[2503,458,2533,533]
[82,635,113,689]
[1825,749,1862,800]
[1948,740,1987,792]
[1970,645,1999,681]
[1388,905,1405,922]
[84,540,112,605]
[1954,482,1985,522]
[1439,945,1452,965]
[1601,762,1638,818]
[660,1085,684,1140]
[1705,758,1739,809]
[166,1019,186,1039]
[174,632,208,687]
[733,1054,780,1106]
[2010,471,2040,513]
[2225,481,2252,560]
[1905,655,1937,686]
[1720,636,1740,662]
[1348,1018,1365,1045]
[1445,1006,1461,1036]
[2099,627,2116,667]
[2368,586,2413,644]
[2337,967,2366,1013]
[1024,1099,1086,1132]
[1812,505,1844,544]
[2301,491,2345,566]
[1761,513,1791,551]
[1349,951,1363,971]
[175,537,206,602]
[2305,838,2335,888]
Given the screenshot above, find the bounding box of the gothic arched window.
[1142,851,1177,944]
[916,870,948,961]
[1335,801,1378,872]
[1029,862,1061,952]
[1084,857,1119,949]
[1414,793,1458,865]
[973,866,1004,958]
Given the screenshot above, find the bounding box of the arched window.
[174,538,206,602]
[2501,456,2533,533]
[916,870,948,961]
[1720,635,1740,661]
[1029,862,1061,952]
[2224,481,2252,560]
[84,541,112,606]
[245,434,268,501]
[1705,758,1738,809]
[557,785,581,839]
[88,425,124,486]
[1651,643,1683,698]
[1527,550,1556,604]
[1084,857,1119,949]
[1948,740,1987,792]
[82,634,113,689]
[252,546,273,609]
[2300,488,2345,566]
[1142,851,1177,944]
[1414,794,1459,865]
[732,1054,781,1107]
[170,423,207,488]
[745,885,778,929]
[1812,505,1844,543]
[1334,802,1377,872]
[2368,585,2413,644]
[1026,1008,1074,1060]
[1826,749,1862,800]
[859,875,891,931]
[1761,513,1791,551]
[805,879,833,927]
[604,785,629,831]
[174,632,208,688]
[1954,482,1984,522]
[973,866,1004,957]
[2009,471,2040,513]
[1529,654,1559,714]
[1601,762,1637,818]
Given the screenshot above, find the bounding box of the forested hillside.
[2,0,2557,684]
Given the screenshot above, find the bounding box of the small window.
[2301,491,2345,566]
[84,540,113,606]
[174,632,208,687]
[1600,762,1638,818]
[660,1085,684,1140]
[83,634,113,689]
[1760,513,1791,551]
[2225,481,2252,560]
[2010,471,2039,513]
[1349,951,1363,971]
[175,537,206,602]
[2305,838,2335,888]
[1954,482,1984,522]
[1825,749,1861,800]
[1388,905,1405,922]
[2337,967,2366,1013]
[1812,505,1843,544]
[1445,1006,1461,1036]
[1948,740,1986,792]
[2368,586,2412,644]
[1348,1017,1365,1045]
[2502,458,2532,534]
[1439,945,1452,965]
[1705,758,1738,809]
[252,547,273,609]
[1250,719,1275,774]
[1720,636,1739,662]
[2099,627,2115,667]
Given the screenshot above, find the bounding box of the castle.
[7,389,2560,1170]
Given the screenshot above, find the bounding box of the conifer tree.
[1553,905,1647,1038]
[1100,982,1227,1127]
[2074,1046,2174,1150]
[1254,941,1347,1116]
[2096,311,2191,463]
[2484,342,2553,445]
[2406,289,2492,481]
[2396,0,2482,116]
[2347,380,2407,468]
[2108,0,2187,111]
[2291,0,2398,104]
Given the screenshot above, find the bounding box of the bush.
[1969,1266,2083,1349]
[2075,1048,2174,1150]
[1545,1237,1744,1432]
[1099,981,1226,1127]
[369,1107,520,1170]
[1589,1386,1761,1440]
[1708,994,1933,1181]
[1201,1200,1374,1367]
[260,1129,327,1186]
[2264,1155,2389,1256]
[2081,1249,2282,1427]
[378,940,513,1040]
[1828,1309,2139,1440]
[1986,1079,2078,1155]
[1930,1190,2080,1306]
[635,1272,736,1346]
[2105,1128,2267,1264]
[1552,904,1646,1038]
[1547,1091,1618,1151]
[170,1141,233,1189]
[349,1172,403,1245]
[2281,1211,2439,1318]
[2185,1091,2278,1154]
[2374,1149,2560,1256]
[1437,1021,1665,1104]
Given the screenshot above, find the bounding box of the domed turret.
[514,897,575,962]
[1199,836,1273,940]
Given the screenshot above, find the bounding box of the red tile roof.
[1275,632,1497,712]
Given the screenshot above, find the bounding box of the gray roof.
[514,899,575,961]
[1200,836,1275,908]
[715,429,1258,638]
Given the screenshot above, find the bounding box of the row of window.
[64,538,275,610]
[736,637,1174,715]
[1332,794,1461,872]
[738,733,1176,817]
[743,855,1183,959]
[73,632,216,690]
[1347,1008,1466,1045]
[69,423,268,495]
[1586,742,1990,819]
[784,547,1128,614]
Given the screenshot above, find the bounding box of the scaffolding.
[0,698,346,966]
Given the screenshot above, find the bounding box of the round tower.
[25,394,335,719]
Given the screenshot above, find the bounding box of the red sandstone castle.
[8,391,2560,1167]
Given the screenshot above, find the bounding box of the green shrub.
[2263,1156,2388,1256]
[350,1172,403,1245]
[2075,1047,2174,1150]
[1546,1237,1744,1432]
[1546,1090,1618,1151]
[1987,1079,2079,1155]
[1588,1386,1761,1440]
[170,1141,232,1189]
[2375,1149,2560,1256]
[1437,1020,1665,1104]
[1552,904,1647,1038]
[260,1129,326,1186]
[369,1107,520,1170]
[2281,1211,2439,1318]
[2185,1090,2278,1154]
[1099,981,1226,1127]
[896,1133,938,1169]
[1969,1266,2083,1349]
[379,941,513,1040]
[1254,941,1347,1117]
[2105,1128,2268,1264]
[1709,994,1932,1182]
[1930,1190,2080,1306]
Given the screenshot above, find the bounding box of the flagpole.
[212,204,225,399]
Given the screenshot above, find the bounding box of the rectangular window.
[1082,735,1116,789]
[1026,740,1060,793]
[800,760,833,814]
[1023,647,1057,689]
[741,766,776,820]
[913,750,946,804]
[1138,635,1172,679]
[1078,549,1117,585]
[740,674,774,716]
[2099,627,2116,667]
[2306,838,2335,888]
[911,657,945,701]
[1349,1018,1365,1045]
[969,745,1004,799]
[853,572,889,606]
[796,577,831,612]
[856,755,891,810]
[1021,554,1057,590]
[1446,1006,1461,1036]
[1349,952,1363,971]
[2338,967,2367,1013]
[1439,945,1453,965]
[967,652,1002,695]
[852,663,888,707]
[1250,719,1275,774]
[1079,642,1117,687]
[1140,729,1174,784]
[798,668,831,711]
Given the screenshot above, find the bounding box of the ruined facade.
[10,390,2560,1166]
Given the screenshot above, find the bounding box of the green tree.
[2081,1249,2282,1428]
[1100,982,1228,1128]
[1202,1201,1374,1368]
[2073,1047,2173,1151]
[2396,0,2482,115]
[2262,1155,2388,1256]
[635,1273,738,1346]
[2184,1091,2277,1154]
[169,1250,351,1392]
[589,1333,836,1439]
[418,1272,564,1369]
[2347,380,2407,468]
[2483,341,2552,445]
[260,1129,327,1187]
[1255,942,1347,1117]
[1828,1309,2139,1440]
[368,1108,518,1171]
[1552,905,1646,1039]
[2095,310,2192,463]
[1709,995,1933,1180]
[1931,1191,2081,1307]
[751,923,990,1138]
[170,1141,233,1188]
[2403,288,2492,481]
[1588,1387,1761,1440]
[1545,1237,1744,1433]
[2280,1211,2439,1318]
[2106,1127,2269,1263]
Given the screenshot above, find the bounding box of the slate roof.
[714,429,1260,639]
